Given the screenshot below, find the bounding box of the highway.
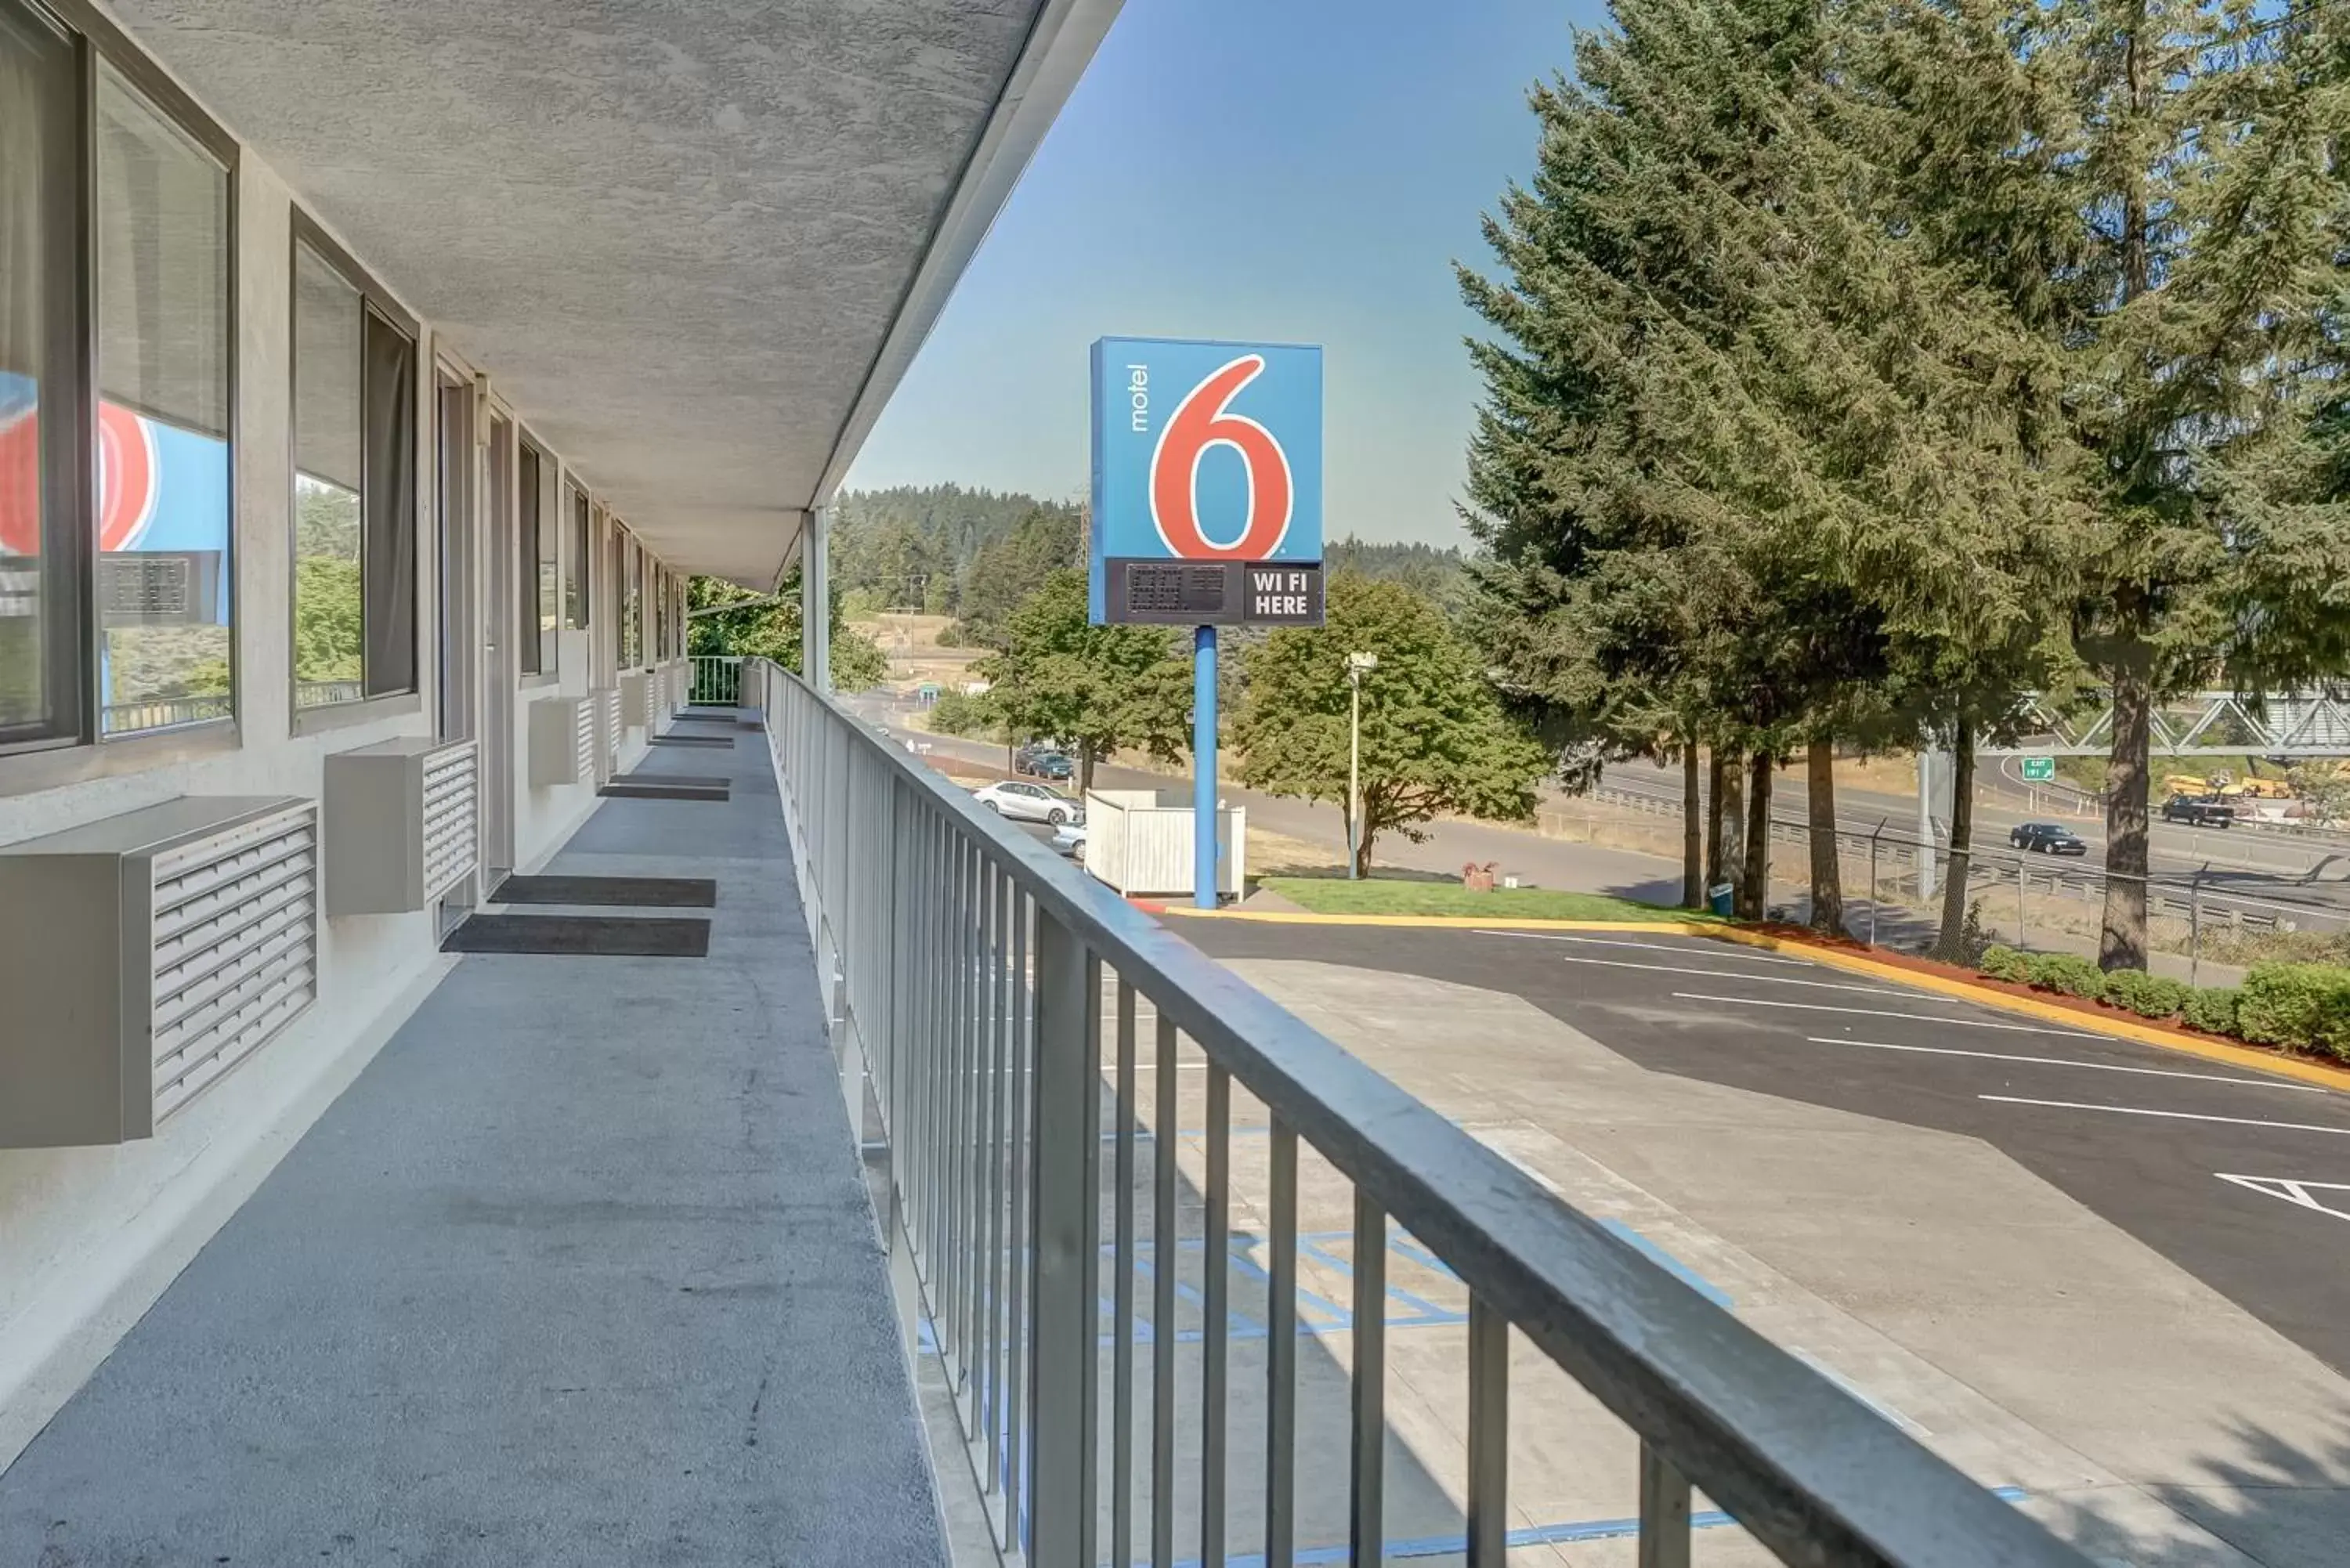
[1600,757,2350,908]
[848,692,2350,931]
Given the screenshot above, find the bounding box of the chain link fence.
[1539,786,2350,980]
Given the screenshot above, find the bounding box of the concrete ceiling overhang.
[106,0,1120,585]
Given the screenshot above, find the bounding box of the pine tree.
[1462,0,2074,930]
[1873,0,2350,968]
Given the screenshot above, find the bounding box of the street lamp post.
[1347,652,1379,880]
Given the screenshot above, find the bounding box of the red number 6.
[1149,355,1293,560]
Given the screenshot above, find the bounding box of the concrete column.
[803,505,830,693]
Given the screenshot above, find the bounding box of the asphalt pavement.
[1173,918,2350,1381]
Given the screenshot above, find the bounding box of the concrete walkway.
[0,717,945,1566]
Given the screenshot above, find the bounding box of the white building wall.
[0,61,687,1468]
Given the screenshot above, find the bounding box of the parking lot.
[1119,919,2350,1566]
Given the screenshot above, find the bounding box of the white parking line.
[1473,930,1810,966]
[1540,952,1925,997]
[1672,992,2106,1037]
[1802,1036,2324,1093]
[2216,1174,2350,1221]
[1983,1097,2350,1136]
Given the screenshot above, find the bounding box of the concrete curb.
[1157,904,2350,1093]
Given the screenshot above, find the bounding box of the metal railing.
[691,654,743,706]
[100,693,233,734]
[753,657,2088,1568]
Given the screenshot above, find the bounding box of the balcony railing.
[691,655,743,707]
[754,656,2092,1568]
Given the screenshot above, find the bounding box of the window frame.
[0,0,242,769]
[286,207,421,731]
[516,432,552,681]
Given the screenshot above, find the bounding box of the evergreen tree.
[1873,0,2350,968]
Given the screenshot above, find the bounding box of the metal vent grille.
[601,688,620,766]
[148,802,318,1124]
[575,699,595,781]
[421,740,479,901]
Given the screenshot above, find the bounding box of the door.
[480,414,516,881]
[434,371,477,932]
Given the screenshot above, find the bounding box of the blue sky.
[844,0,1608,547]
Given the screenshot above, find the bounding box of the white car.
[1050,819,1088,861]
[973,779,1080,826]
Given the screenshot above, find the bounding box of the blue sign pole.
[1193,625,1219,909]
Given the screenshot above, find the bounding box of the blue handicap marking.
[1597,1218,1733,1309]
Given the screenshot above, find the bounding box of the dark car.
[2009,821,2088,855]
[1014,746,1073,781]
[2161,793,2237,827]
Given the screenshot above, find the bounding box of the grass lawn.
[1256,876,1719,923]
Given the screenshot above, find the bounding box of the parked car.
[2009,821,2088,855]
[1050,818,1089,862]
[972,779,1079,826]
[2162,793,2237,827]
[1012,744,1073,780]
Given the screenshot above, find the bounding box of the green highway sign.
[2020,756,2056,782]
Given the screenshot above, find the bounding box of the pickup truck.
[2161,794,2237,827]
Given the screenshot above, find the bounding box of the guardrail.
[753,656,2088,1568]
[99,693,233,734]
[690,655,743,706]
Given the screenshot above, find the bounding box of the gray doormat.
[441,913,710,956]
[674,713,739,724]
[599,781,729,801]
[597,780,724,804]
[621,772,730,789]
[491,875,718,909]
[649,735,732,748]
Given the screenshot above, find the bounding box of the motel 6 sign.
[1089,337,1324,627]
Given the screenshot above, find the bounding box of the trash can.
[1708,882,1735,918]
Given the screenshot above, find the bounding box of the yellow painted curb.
[1694,927,2350,1093]
[1154,909,1707,934]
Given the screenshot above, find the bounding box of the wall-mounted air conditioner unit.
[322,737,479,916]
[619,671,651,730]
[593,686,621,779]
[529,695,592,788]
[0,797,319,1147]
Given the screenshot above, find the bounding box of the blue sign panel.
[1090,337,1322,626]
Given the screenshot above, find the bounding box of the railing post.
[1028,908,1100,1567]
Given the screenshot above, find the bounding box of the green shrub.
[2182,986,2243,1037]
[2024,952,2107,1001]
[2102,969,2191,1019]
[927,689,989,736]
[1979,945,2031,984]
[2235,963,2350,1060]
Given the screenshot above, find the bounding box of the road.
[844,693,1693,901]
[1603,757,2350,913]
[1170,917,2350,1566]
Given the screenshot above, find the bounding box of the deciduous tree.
[1237,576,1552,876]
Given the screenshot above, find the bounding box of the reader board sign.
[1090,337,1322,627]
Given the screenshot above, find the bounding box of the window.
[0,1,86,748]
[292,229,416,709]
[518,441,555,675]
[562,484,588,629]
[620,533,642,667]
[2,7,235,751]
